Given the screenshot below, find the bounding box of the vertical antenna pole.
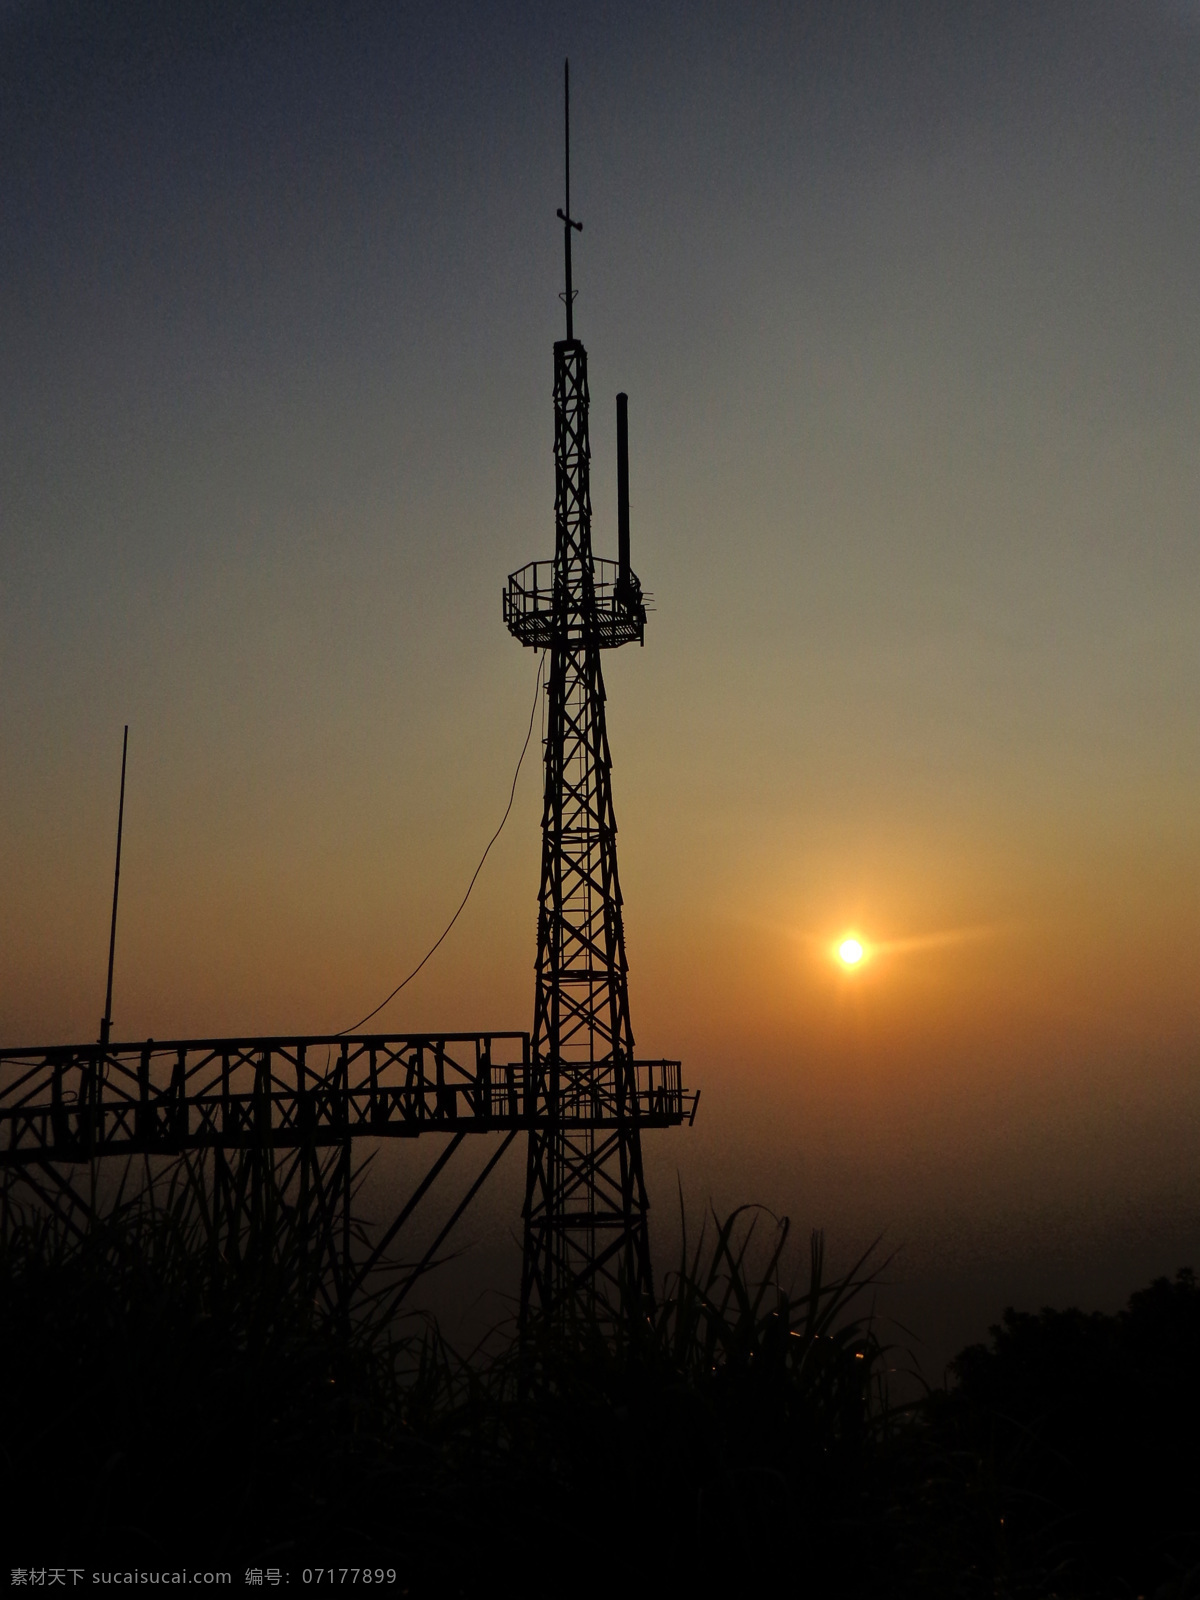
[617,392,630,595]
[99,724,128,1053]
[557,58,582,341]
[564,60,572,339]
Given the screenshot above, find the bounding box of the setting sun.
[839,938,864,966]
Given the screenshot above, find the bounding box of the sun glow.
[838,938,864,966]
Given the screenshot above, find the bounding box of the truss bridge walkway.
[0,1033,692,1166]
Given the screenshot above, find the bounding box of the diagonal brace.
[383,1129,518,1318]
[350,1130,466,1294]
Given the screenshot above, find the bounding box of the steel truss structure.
[0,1033,690,1318]
[503,64,688,1327]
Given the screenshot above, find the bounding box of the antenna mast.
[557,59,582,340]
[503,60,680,1333]
[99,725,128,1053]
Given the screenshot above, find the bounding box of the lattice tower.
[504,62,660,1325]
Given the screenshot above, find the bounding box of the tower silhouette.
[505,61,661,1325]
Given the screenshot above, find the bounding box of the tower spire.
[99,724,128,1053]
[556,58,582,341]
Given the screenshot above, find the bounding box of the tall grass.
[0,1152,426,1564]
[483,1202,900,1589]
[3,1154,1194,1595]
[0,1155,894,1580]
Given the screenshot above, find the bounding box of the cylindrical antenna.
[557,58,582,341]
[617,392,630,595]
[99,724,128,1053]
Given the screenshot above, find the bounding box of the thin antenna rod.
[99,724,128,1053]
[556,58,582,340]
[617,392,630,593]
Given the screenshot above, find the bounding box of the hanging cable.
[338,651,545,1035]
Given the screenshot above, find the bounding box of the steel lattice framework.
[503,64,687,1327]
[0,1032,687,1318]
[0,63,694,1330]
[0,1033,529,1320]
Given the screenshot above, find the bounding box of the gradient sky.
[3,0,1199,1366]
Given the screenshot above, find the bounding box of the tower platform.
[504,557,648,650]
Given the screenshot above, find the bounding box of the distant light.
[839,939,864,966]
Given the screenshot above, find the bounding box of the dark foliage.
[914,1269,1200,1598]
[2,1163,1197,1598]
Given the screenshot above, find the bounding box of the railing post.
[76,1050,97,1156]
[478,1039,492,1121]
[136,1041,152,1143]
[335,1041,349,1134]
[369,1045,381,1128]
[51,1056,70,1151]
[220,1049,231,1136]
[435,1040,454,1121]
[405,1045,420,1127]
[254,1048,272,1145]
[171,1047,187,1145]
[297,1040,313,1141]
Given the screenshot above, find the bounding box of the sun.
[838,938,864,966]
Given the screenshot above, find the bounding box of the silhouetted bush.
[921,1268,1200,1597]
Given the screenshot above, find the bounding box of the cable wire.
[338,652,545,1035]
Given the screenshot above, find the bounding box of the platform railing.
[504,557,649,650]
[0,1034,694,1163]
